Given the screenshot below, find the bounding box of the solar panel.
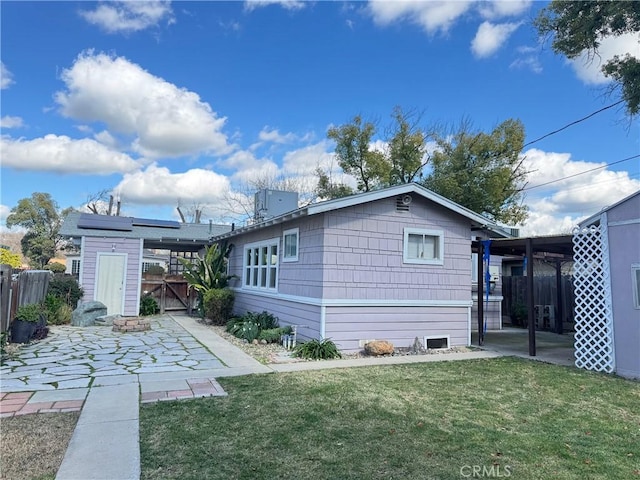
[77,214,133,231]
[132,218,181,229]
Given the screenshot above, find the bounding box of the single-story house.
[213,183,510,352]
[59,212,230,316]
[574,190,640,380]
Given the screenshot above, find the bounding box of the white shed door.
[96,254,126,315]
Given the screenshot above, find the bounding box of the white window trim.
[282,228,299,262]
[403,228,444,265]
[632,263,640,310]
[243,237,280,292]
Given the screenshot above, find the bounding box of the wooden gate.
[141,274,195,314]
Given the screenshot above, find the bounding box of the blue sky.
[1,0,639,236]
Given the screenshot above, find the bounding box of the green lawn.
[140,357,640,480]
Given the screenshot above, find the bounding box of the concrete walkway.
[1,315,506,480]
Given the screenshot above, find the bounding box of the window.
[403,228,444,265]
[283,228,299,262]
[142,262,160,273]
[633,264,640,309]
[71,259,80,276]
[244,238,279,290]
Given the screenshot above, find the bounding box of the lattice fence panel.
[572,221,615,373]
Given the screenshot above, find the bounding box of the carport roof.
[472,234,574,257]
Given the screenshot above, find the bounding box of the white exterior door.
[96,254,126,315]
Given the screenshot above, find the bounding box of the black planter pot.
[10,319,36,344]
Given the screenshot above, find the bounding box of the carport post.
[555,258,564,334]
[526,237,536,356]
[477,241,484,346]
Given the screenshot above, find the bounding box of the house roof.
[578,189,640,227]
[60,211,231,251]
[213,183,511,241]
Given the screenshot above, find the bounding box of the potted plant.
[10,303,42,343]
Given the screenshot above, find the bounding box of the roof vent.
[396,194,412,212]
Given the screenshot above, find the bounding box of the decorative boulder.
[72,301,108,327]
[364,340,394,356]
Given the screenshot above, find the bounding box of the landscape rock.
[71,301,108,327]
[364,340,394,356]
[94,314,122,327]
[409,337,427,355]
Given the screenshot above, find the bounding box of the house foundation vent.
[424,335,450,350]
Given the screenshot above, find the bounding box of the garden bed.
[209,324,475,364]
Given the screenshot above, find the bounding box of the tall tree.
[387,106,431,184]
[327,115,390,192]
[5,193,71,268]
[535,1,640,116]
[422,119,528,225]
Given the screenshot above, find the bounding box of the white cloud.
[114,164,231,205]
[0,134,140,174]
[282,140,335,174]
[94,130,119,149]
[1,62,14,89]
[471,21,521,58]
[55,52,232,158]
[478,0,532,19]
[0,204,10,223]
[570,32,640,85]
[0,116,24,128]
[223,150,280,183]
[368,0,473,35]
[510,46,542,74]
[244,1,306,12]
[79,1,174,33]
[519,148,640,235]
[258,127,297,144]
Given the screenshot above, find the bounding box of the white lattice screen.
[572,214,615,373]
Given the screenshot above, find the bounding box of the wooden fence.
[502,275,575,332]
[141,274,195,314]
[1,267,51,333]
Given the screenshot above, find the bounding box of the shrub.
[225,311,280,342]
[227,319,260,342]
[140,296,160,316]
[145,264,165,275]
[203,288,235,325]
[44,262,66,274]
[0,332,7,356]
[47,274,84,308]
[258,326,292,343]
[15,304,43,323]
[293,339,341,360]
[44,294,74,325]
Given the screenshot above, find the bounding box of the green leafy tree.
[387,106,430,184]
[535,1,640,116]
[422,119,528,225]
[5,193,72,269]
[327,115,391,192]
[315,168,354,200]
[0,248,22,268]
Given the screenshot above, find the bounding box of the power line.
[523,100,625,148]
[522,154,640,192]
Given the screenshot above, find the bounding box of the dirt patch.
[0,412,79,480]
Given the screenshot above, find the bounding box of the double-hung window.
[282,228,299,262]
[244,238,279,290]
[71,259,81,276]
[632,264,640,310]
[403,228,444,265]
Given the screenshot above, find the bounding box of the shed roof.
[60,211,231,251]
